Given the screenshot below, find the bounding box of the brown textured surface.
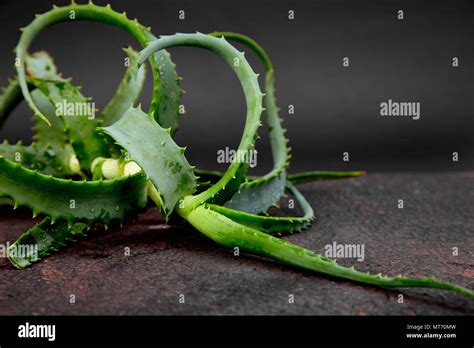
[0,172,473,315]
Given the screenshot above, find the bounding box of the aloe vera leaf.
[0,197,13,205]
[0,157,147,223]
[143,35,183,134]
[225,172,287,214]
[208,182,314,235]
[0,51,87,147]
[16,51,109,161]
[29,77,110,171]
[25,51,77,147]
[30,87,69,147]
[0,79,91,159]
[100,47,146,126]
[210,32,288,214]
[0,141,76,177]
[26,49,145,145]
[0,51,73,147]
[185,204,474,299]
[100,106,197,217]
[17,49,144,150]
[7,217,89,269]
[195,168,366,185]
[0,52,56,126]
[15,2,182,133]
[288,171,366,184]
[0,78,22,127]
[139,33,265,212]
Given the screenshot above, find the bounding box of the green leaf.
[139,33,265,213]
[25,51,72,147]
[185,204,474,299]
[30,78,110,172]
[208,182,314,235]
[288,171,366,185]
[0,141,76,177]
[7,217,89,269]
[1,51,61,129]
[0,78,22,128]
[209,33,289,214]
[0,157,147,223]
[145,43,183,135]
[15,2,183,132]
[100,106,197,217]
[194,168,366,186]
[100,47,146,127]
[31,88,69,146]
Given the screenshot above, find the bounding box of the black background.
[0,0,472,173]
[0,315,473,345]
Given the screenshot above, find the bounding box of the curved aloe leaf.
[4,49,146,161]
[195,168,366,185]
[0,157,147,223]
[0,78,22,128]
[225,172,286,214]
[139,33,265,212]
[31,88,69,147]
[208,182,314,235]
[2,50,110,167]
[288,171,366,185]
[15,2,182,133]
[185,204,474,299]
[100,47,146,127]
[143,38,182,134]
[0,51,61,130]
[210,33,366,215]
[0,51,71,147]
[0,197,13,205]
[209,32,289,214]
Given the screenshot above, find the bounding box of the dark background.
[0,0,472,173]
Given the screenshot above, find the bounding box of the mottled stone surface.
[0,172,472,315]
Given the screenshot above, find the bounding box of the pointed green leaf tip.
[7,217,89,269]
[36,112,51,126]
[99,107,197,217]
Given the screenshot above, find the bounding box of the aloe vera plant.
[0,2,472,302]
